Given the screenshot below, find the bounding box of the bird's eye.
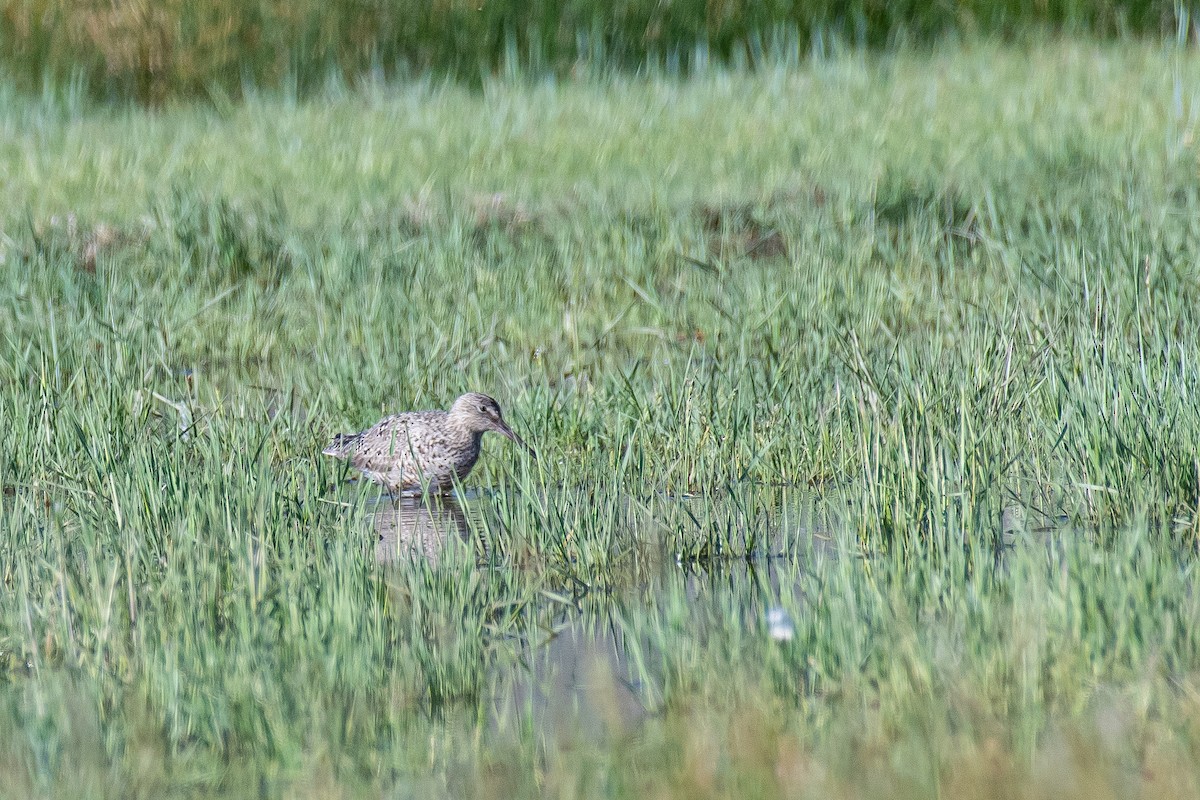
[479,405,489,414]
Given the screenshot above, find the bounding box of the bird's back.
[322,412,433,458]
[326,409,480,491]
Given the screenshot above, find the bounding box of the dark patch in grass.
[465,192,554,255]
[869,175,982,268]
[873,175,977,235]
[696,202,789,262]
[21,214,146,275]
[155,187,295,291]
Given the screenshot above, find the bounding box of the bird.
[322,392,533,494]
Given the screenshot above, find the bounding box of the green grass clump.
[0,38,1199,797]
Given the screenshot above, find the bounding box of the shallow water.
[490,613,650,740]
[364,487,852,739]
[360,486,1137,745]
[370,495,473,566]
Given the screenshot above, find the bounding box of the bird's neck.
[446,419,483,448]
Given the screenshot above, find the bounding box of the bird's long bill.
[497,421,536,458]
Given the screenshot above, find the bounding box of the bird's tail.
[322,433,359,458]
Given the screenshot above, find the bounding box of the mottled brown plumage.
[323,392,532,493]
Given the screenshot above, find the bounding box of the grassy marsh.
[1,39,1200,797]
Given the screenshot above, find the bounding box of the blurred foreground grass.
[0,39,1199,797]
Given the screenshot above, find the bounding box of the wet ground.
[357,482,1120,747]
[362,488,855,738]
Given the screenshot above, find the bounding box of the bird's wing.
[348,412,446,474]
[346,415,422,470]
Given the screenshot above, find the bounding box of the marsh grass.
[0,39,1199,797]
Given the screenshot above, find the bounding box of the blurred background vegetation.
[0,0,1184,103]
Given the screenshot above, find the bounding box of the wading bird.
[323,392,533,494]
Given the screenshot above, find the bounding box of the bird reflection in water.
[371,495,471,566]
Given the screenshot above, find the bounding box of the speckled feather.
[323,392,531,493]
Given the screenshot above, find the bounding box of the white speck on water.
[766,606,795,642]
